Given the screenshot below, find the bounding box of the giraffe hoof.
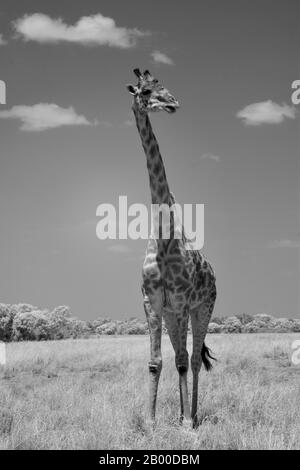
[180,418,193,429]
[145,417,156,432]
[192,416,200,429]
[180,419,195,435]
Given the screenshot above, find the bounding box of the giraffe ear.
[133,68,142,78]
[126,84,137,95]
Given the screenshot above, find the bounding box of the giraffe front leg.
[143,292,163,423]
[175,308,191,424]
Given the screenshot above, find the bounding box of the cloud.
[151,50,174,65]
[269,239,300,249]
[0,34,7,45]
[201,153,221,162]
[0,103,95,131]
[13,13,147,48]
[107,244,132,254]
[237,100,296,126]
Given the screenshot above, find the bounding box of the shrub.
[88,317,110,331]
[212,316,227,325]
[235,313,254,325]
[290,320,300,333]
[273,318,295,333]
[46,306,74,339]
[123,321,148,335]
[117,318,148,335]
[253,313,275,324]
[222,316,242,333]
[0,304,14,341]
[243,322,260,333]
[212,317,224,325]
[10,303,38,315]
[12,310,50,341]
[208,322,222,334]
[96,322,117,335]
[69,319,90,338]
[242,318,275,333]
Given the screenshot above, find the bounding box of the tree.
[253,313,275,324]
[208,322,223,334]
[12,310,50,341]
[0,304,14,341]
[243,322,260,333]
[222,316,242,333]
[211,317,225,325]
[87,317,109,334]
[10,303,37,314]
[69,319,90,338]
[46,306,73,339]
[236,313,254,325]
[122,319,148,335]
[273,318,295,333]
[96,322,117,335]
[290,319,300,333]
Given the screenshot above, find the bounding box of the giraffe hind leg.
[190,288,216,427]
[164,308,191,424]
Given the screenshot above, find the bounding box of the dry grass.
[0,333,299,449]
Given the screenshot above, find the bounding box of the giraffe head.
[127,68,180,114]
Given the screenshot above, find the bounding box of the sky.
[0,0,299,320]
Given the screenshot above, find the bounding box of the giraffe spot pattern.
[150,145,157,158]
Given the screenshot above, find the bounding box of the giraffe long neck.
[133,106,171,206]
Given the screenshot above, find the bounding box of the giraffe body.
[127,69,216,426]
[143,238,216,314]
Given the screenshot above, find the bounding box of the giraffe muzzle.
[165,105,178,114]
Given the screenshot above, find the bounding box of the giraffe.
[127,69,217,427]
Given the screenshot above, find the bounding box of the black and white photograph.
[0,0,299,454]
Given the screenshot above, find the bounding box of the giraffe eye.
[157,96,167,102]
[142,89,152,97]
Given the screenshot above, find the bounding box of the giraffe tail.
[201,342,216,371]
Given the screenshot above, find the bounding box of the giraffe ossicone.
[127,68,217,428]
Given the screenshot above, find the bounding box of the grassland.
[0,333,299,450]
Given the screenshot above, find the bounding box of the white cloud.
[201,153,221,162]
[0,34,7,45]
[237,100,296,126]
[151,50,174,65]
[269,239,300,249]
[0,103,95,131]
[13,13,147,48]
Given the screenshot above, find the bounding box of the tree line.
[0,303,299,342]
